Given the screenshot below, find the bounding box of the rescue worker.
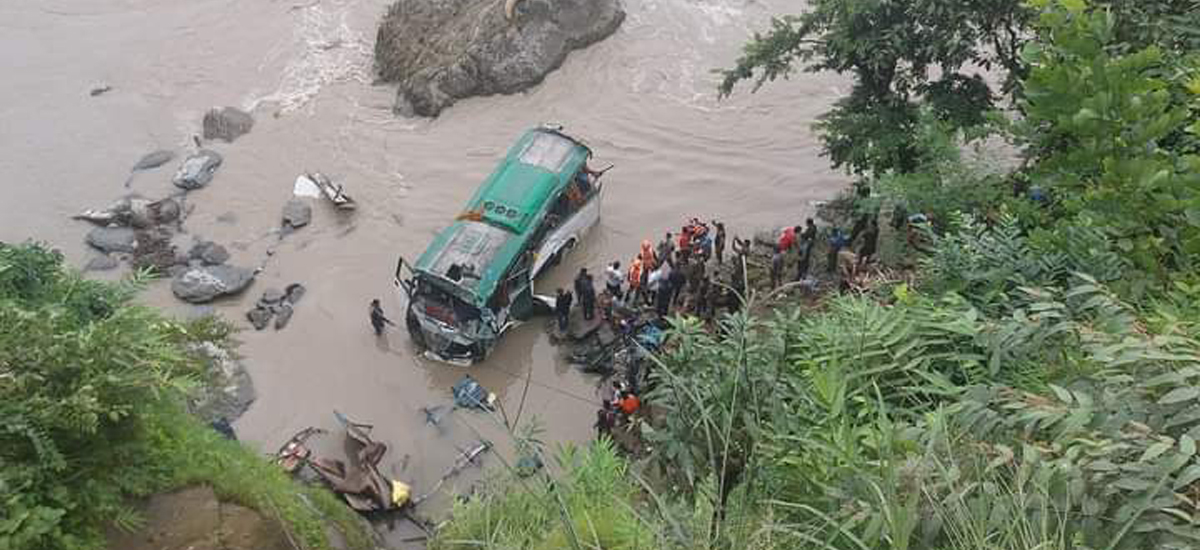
[668,257,687,306]
[639,240,658,271]
[800,218,817,255]
[713,221,727,265]
[618,391,641,417]
[858,219,879,268]
[771,245,785,288]
[657,232,676,267]
[695,276,710,317]
[677,226,693,261]
[627,257,644,306]
[778,225,799,253]
[595,402,616,436]
[554,288,573,332]
[369,299,395,336]
[574,268,597,321]
[826,228,848,275]
[605,261,624,299]
[796,245,813,281]
[654,265,673,317]
[598,289,614,322]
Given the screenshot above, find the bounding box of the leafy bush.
[1017,0,1200,283]
[0,243,367,550]
[431,439,656,550]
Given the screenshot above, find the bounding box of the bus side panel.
[532,191,602,278]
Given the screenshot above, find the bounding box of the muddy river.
[0,0,846,539]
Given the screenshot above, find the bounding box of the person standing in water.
[369,299,395,336]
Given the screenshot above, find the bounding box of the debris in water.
[293,176,322,198]
[452,375,496,410]
[295,172,356,210]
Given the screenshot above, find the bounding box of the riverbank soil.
[105,486,293,550]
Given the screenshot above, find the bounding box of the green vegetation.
[0,243,370,550]
[431,1,1200,549]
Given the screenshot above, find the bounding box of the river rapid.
[0,0,847,539]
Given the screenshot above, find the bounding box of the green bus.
[395,126,605,364]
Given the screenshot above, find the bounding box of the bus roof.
[464,128,592,234]
[413,127,592,305]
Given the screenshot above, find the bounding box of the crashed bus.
[395,126,605,364]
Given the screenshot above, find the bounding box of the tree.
[1016,0,1200,286]
[718,0,1032,176]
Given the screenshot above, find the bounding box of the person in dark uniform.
[574,268,597,321]
[554,288,573,332]
[369,299,394,336]
[858,219,879,268]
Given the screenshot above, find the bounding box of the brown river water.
[0,0,847,539]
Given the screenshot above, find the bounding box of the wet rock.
[131,229,180,272]
[151,197,181,225]
[281,199,312,229]
[86,226,137,253]
[128,198,156,229]
[171,265,255,303]
[259,288,286,306]
[375,0,625,117]
[173,150,223,190]
[273,303,294,330]
[187,341,257,423]
[84,254,120,272]
[189,241,230,266]
[202,107,255,143]
[246,307,273,330]
[285,283,306,304]
[131,149,174,171]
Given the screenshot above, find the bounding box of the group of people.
[553,218,742,337]
[594,379,641,436]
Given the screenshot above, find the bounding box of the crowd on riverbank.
[546,207,907,446]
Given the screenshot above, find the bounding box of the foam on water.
[247,0,373,115]
[623,0,758,111]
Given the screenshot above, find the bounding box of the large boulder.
[375,0,625,117]
[202,107,254,143]
[171,265,255,303]
[173,150,223,190]
[86,226,137,253]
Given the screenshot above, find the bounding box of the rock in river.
[202,107,254,143]
[375,0,625,117]
[189,240,230,266]
[84,254,120,272]
[281,199,312,230]
[131,149,175,171]
[171,265,255,303]
[85,226,137,253]
[173,150,223,190]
